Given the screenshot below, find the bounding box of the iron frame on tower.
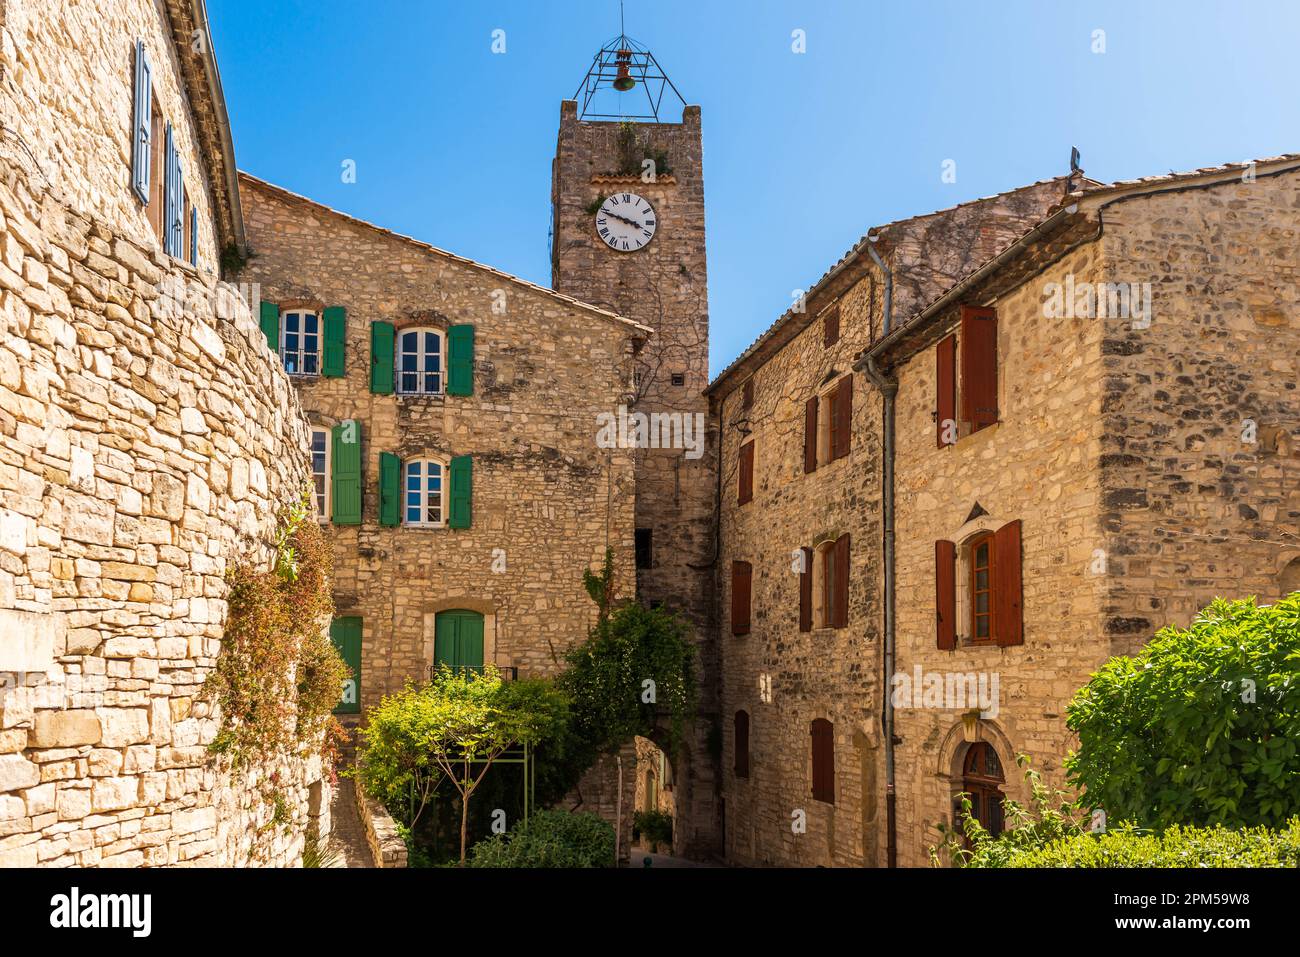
[572,33,687,123]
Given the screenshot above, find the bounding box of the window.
[730,560,752,636]
[737,440,754,505]
[959,743,1005,838]
[281,311,320,376]
[397,328,444,395]
[969,532,994,642]
[671,373,685,387]
[807,535,849,629]
[823,306,840,347]
[741,378,754,410]
[310,427,330,521]
[404,459,445,527]
[811,718,834,804]
[936,520,1023,649]
[806,375,853,473]
[635,528,653,569]
[734,710,750,778]
[937,306,998,445]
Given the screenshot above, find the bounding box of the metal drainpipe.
[862,238,897,869]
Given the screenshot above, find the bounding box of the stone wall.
[0,0,327,867]
[710,180,1068,866]
[1095,167,1300,647]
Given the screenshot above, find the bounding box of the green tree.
[1065,593,1300,830]
[356,669,567,864]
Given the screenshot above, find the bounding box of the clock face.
[595,193,657,252]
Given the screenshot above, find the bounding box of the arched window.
[734,710,750,779]
[281,310,319,376]
[959,743,1005,837]
[1280,557,1300,599]
[968,532,995,642]
[404,458,444,527]
[811,718,834,804]
[397,327,444,395]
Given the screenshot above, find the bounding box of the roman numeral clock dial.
[595,192,657,252]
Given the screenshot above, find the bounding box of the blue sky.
[209,0,1300,375]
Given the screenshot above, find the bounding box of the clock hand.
[602,209,643,228]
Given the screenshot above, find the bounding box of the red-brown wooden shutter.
[936,539,956,650]
[731,560,752,636]
[823,307,841,347]
[831,533,850,628]
[832,375,853,460]
[798,546,813,632]
[804,395,818,474]
[994,520,1023,646]
[811,718,835,803]
[936,333,957,448]
[738,441,754,505]
[734,710,750,777]
[960,305,998,430]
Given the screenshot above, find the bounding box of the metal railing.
[427,664,518,682]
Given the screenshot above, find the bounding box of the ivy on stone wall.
[204,494,349,769]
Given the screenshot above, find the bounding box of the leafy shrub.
[1066,594,1300,829]
[468,810,615,868]
[633,809,673,848]
[972,819,1300,868]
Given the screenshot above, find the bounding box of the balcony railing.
[428,664,519,682]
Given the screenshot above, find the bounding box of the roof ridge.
[236,172,652,336]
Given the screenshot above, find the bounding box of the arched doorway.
[433,609,484,672]
[632,735,675,851]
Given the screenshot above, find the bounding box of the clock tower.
[551,36,718,857]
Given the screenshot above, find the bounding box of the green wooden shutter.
[331,421,362,525]
[434,611,484,672]
[259,301,279,354]
[322,306,346,377]
[448,455,472,529]
[370,321,394,394]
[446,324,475,396]
[330,617,362,714]
[379,452,401,527]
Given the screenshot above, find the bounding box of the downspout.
[860,237,897,869]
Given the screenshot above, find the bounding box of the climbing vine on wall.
[204,493,348,768]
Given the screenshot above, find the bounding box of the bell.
[613,50,635,91]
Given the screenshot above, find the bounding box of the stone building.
[707,178,1074,866]
[0,0,328,866]
[708,155,1300,867]
[875,155,1300,866]
[551,98,719,857]
[237,172,647,705]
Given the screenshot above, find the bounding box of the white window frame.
[281,310,321,377]
[403,457,446,528]
[310,427,330,523]
[396,327,446,396]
